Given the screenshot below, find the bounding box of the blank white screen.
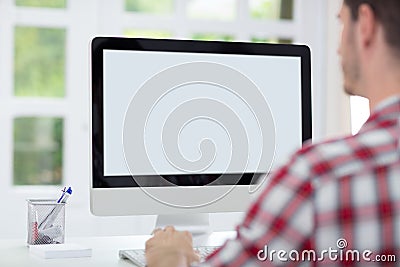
[103,50,301,176]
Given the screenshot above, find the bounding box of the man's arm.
[202,151,315,267]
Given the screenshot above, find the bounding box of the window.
[14,26,66,97]
[11,10,67,186]
[121,0,295,43]
[5,0,298,188]
[16,0,66,8]
[0,0,324,238]
[14,117,63,185]
[250,0,293,20]
[191,33,234,41]
[124,29,172,38]
[187,0,236,21]
[125,0,173,14]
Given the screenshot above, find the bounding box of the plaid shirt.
[201,96,400,267]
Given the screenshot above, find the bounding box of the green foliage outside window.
[13,117,63,186]
[250,0,293,20]
[192,33,234,42]
[15,0,66,8]
[14,26,66,97]
[251,37,292,44]
[279,0,293,19]
[125,0,173,14]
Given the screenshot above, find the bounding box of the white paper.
[29,243,92,259]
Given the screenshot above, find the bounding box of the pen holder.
[27,199,66,245]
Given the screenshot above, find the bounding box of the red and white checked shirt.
[201,96,400,267]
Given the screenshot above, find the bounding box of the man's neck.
[363,63,400,111]
[367,80,400,111]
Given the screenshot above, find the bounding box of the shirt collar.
[358,95,400,133]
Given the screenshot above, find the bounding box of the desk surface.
[0,232,236,267]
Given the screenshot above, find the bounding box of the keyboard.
[119,246,220,267]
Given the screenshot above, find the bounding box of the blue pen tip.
[66,187,72,194]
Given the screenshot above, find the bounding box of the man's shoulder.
[297,132,362,162]
[290,127,396,178]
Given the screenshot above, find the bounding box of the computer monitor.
[90,37,311,232]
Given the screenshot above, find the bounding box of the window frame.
[0,0,330,238]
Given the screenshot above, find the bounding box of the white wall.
[325,0,352,138]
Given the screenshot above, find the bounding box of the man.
[145,0,400,266]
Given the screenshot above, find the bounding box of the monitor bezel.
[91,37,312,188]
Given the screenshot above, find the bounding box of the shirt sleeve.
[200,150,316,267]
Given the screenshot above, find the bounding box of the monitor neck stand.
[155,213,211,236]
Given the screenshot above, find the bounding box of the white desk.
[0,232,236,267]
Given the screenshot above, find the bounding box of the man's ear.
[357,3,377,48]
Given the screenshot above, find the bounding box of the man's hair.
[344,0,400,55]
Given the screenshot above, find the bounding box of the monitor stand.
[155,213,211,236]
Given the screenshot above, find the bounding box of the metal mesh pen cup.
[27,199,65,245]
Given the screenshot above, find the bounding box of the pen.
[38,187,73,230]
[57,187,73,203]
[31,211,39,243]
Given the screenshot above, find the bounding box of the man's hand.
[145,226,200,267]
